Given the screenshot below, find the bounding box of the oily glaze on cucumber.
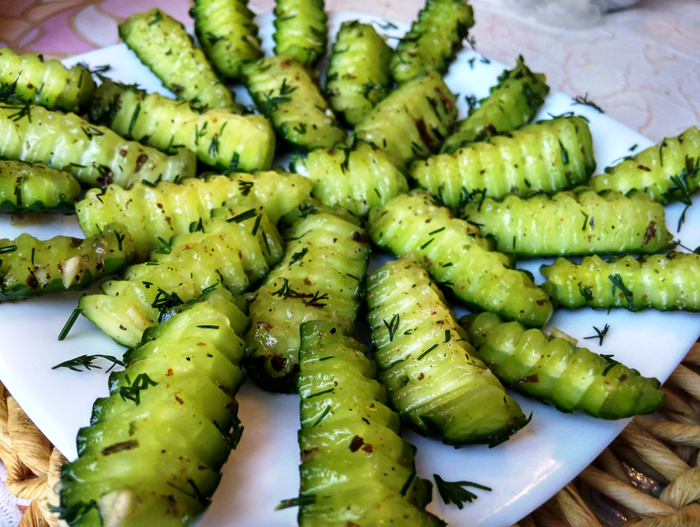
[440,56,550,154]
[59,290,248,527]
[589,125,700,203]
[0,160,80,213]
[296,320,444,526]
[354,72,458,172]
[242,55,346,151]
[390,0,475,84]
[0,103,196,189]
[464,312,664,419]
[90,81,275,173]
[366,257,528,446]
[0,48,95,114]
[540,252,700,312]
[463,188,674,257]
[191,0,264,80]
[273,0,327,68]
[77,171,312,261]
[79,199,283,347]
[0,223,133,302]
[119,9,238,111]
[245,201,370,393]
[291,140,409,218]
[413,116,595,206]
[326,21,393,126]
[368,191,553,327]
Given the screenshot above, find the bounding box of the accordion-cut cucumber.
[463,188,674,257]
[0,160,80,214]
[0,223,133,302]
[413,116,596,207]
[0,103,196,189]
[589,125,700,203]
[60,290,248,527]
[119,9,238,111]
[0,48,95,114]
[245,201,370,393]
[191,0,264,80]
[540,252,700,312]
[440,56,550,154]
[366,257,528,446]
[326,21,393,126]
[90,81,275,173]
[296,320,444,526]
[368,191,553,327]
[291,140,409,218]
[80,200,283,347]
[390,0,474,84]
[273,0,327,68]
[464,313,664,419]
[77,171,312,261]
[243,55,346,151]
[354,72,458,172]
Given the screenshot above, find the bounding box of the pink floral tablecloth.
[0,0,698,525]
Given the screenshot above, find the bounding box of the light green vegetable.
[366,256,529,445]
[119,8,239,110]
[0,103,196,189]
[291,140,408,217]
[0,160,80,214]
[463,188,674,257]
[413,116,595,206]
[296,320,444,526]
[541,252,700,312]
[191,0,263,80]
[390,0,475,84]
[463,312,664,419]
[368,191,554,327]
[90,81,275,173]
[440,56,550,154]
[273,0,327,68]
[326,21,393,126]
[243,55,346,151]
[354,72,458,172]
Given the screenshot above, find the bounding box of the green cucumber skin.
[80,201,282,348]
[245,202,370,393]
[0,223,133,302]
[354,72,458,172]
[326,21,393,127]
[440,56,550,154]
[589,125,700,204]
[273,0,327,68]
[390,0,475,84]
[119,9,238,111]
[60,294,247,527]
[191,0,264,80]
[541,252,700,312]
[0,47,95,114]
[291,140,409,218]
[0,160,80,213]
[77,171,312,262]
[296,320,443,527]
[413,116,596,206]
[368,191,554,328]
[0,103,196,189]
[463,189,674,257]
[464,312,665,419]
[365,257,528,446]
[243,55,346,151]
[90,81,275,173]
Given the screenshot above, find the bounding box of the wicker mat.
[2,344,699,527]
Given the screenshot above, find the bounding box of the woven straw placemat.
[2,344,699,527]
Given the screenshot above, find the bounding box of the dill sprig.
[583,323,610,346]
[609,274,634,311]
[434,474,492,509]
[383,314,400,342]
[276,494,316,510]
[52,354,124,373]
[118,373,158,405]
[572,93,604,113]
[601,354,621,376]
